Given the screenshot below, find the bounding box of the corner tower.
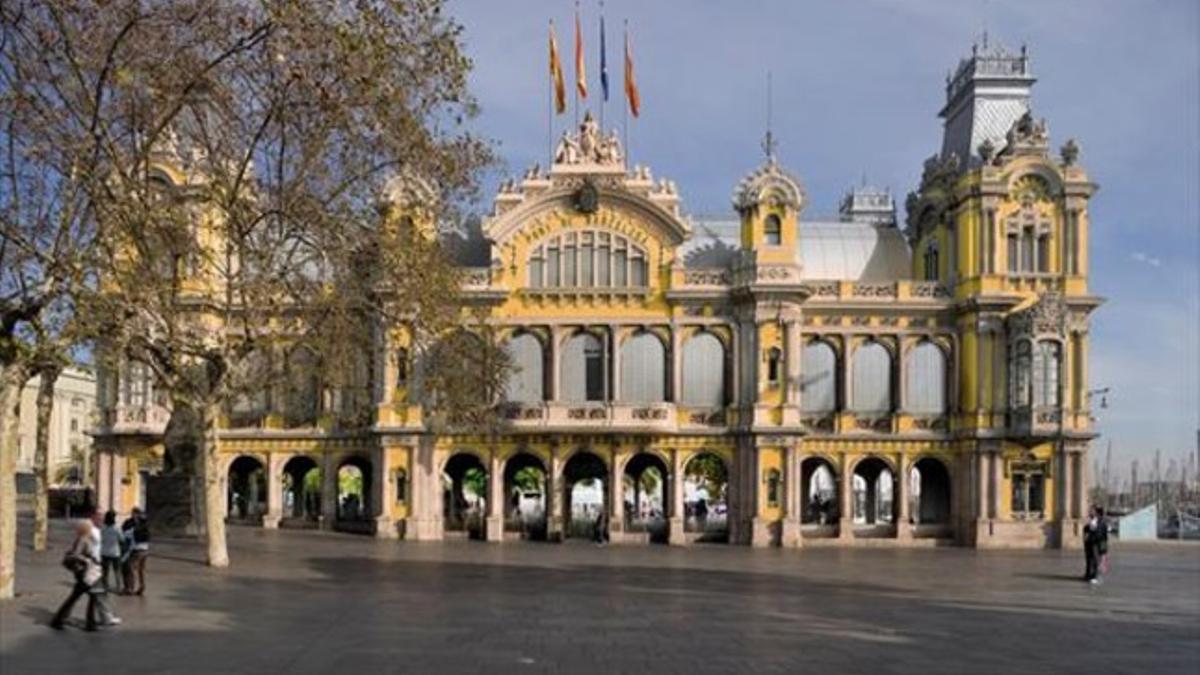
[907,39,1101,550]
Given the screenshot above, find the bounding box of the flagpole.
[548,19,554,168]
[574,2,580,128]
[623,20,630,167]
[599,2,606,132]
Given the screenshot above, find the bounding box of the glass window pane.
[580,242,593,286]
[630,257,646,286]
[1012,474,1027,513]
[614,250,627,286]
[1029,474,1045,513]
[563,245,577,286]
[597,246,610,286]
[547,247,560,286]
[529,258,543,288]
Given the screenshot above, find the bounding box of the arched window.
[681,332,725,407]
[505,333,545,403]
[1011,340,1032,407]
[527,229,648,289]
[395,348,408,387]
[923,242,939,281]
[282,346,320,426]
[1032,339,1061,407]
[850,341,892,414]
[904,342,947,414]
[561,333,606,402]
[230,350,271,425]
[620,332,666,403]
[766,347,783,386]
[801,341,837,413]
[764,214,782,245]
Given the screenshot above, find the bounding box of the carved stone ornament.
[1060,139,1080,167]
[574,178,600,214]
[1008,291,1067,337]
[1002,111,1050,157]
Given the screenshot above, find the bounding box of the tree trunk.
[32,366,61,552]
[199,399,229,567]
[0,363,30,600]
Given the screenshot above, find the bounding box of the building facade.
[93,40,1100,548]
[16,367,97,486]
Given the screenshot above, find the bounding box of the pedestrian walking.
[98,511,125,594]
[593,509,608,545]
[51,518,121,631]
[1083,505,1110,584]
[121,507,150,595]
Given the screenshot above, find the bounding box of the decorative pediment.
[733,159,804,214]
[1007,291,1067,337]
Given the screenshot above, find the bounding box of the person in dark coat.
[1082,506,1109,583]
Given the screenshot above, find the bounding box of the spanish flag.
[549,22,566,114]
[575,11,587,99]
[624,29,640,118]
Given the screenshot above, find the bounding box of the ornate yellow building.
[94,41,1100,549]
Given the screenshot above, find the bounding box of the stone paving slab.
[1,518,1198,674]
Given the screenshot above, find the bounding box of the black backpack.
[132,519,150,544]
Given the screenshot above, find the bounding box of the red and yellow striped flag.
[575,11,588,99]
[624,29,640,118]
[549,22,566,114]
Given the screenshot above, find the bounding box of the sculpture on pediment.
[554,111,624,166]
[1003,111,1050,157]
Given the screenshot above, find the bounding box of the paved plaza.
[1,519,1198,674]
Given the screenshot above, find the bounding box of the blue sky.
[448,0,1200,473]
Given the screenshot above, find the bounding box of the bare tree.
[4,0,497,570]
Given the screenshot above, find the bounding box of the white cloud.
[1130,251,1163,268]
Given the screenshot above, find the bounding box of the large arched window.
[619,332,666,403]
[1032,339,1061,407]
[850,341,892,414]
[681,332,725,407]
[561,332,606,402]
[229,349,271,426]
[527,230,648,289]
[505,333,544,403]
[904,341,947,414]
[284,345,320,426]
[801,341,837,413]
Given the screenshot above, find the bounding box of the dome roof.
[732,159,804,214]
[797,221,911,281]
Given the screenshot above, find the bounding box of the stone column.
[837,453,853,541]
[782,445,802,547]
[976,451,989,524]
[263,454,284,529]
[609,447,624,540]
[670,326,683,403]
[784,320,801,405]
[547,444,563,541]
[374,446,396,539]
[896,454,911,541]
[609,325,621,402]
[320,453,338,531]
[989,450,1002,520]
[668,448,686,545]
[486,451,504,542]
[549,327,563,402]
[730,325,741,406]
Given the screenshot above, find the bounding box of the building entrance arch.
[911,457,952,531]
[443,452,488,539]
[227,456,266,524]
[800,457,839,526]
[853,457,895,533]
[281,455,321,527]
[683,452,728,541]
[563,451,608,540]
[623,453,668,543]
[504,452,547,540]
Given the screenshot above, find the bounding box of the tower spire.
[761,71,777,163]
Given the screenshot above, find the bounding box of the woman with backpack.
[121,507,151,596]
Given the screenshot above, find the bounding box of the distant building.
[16,367,98,486]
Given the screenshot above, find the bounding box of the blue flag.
[599,16,609,101]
